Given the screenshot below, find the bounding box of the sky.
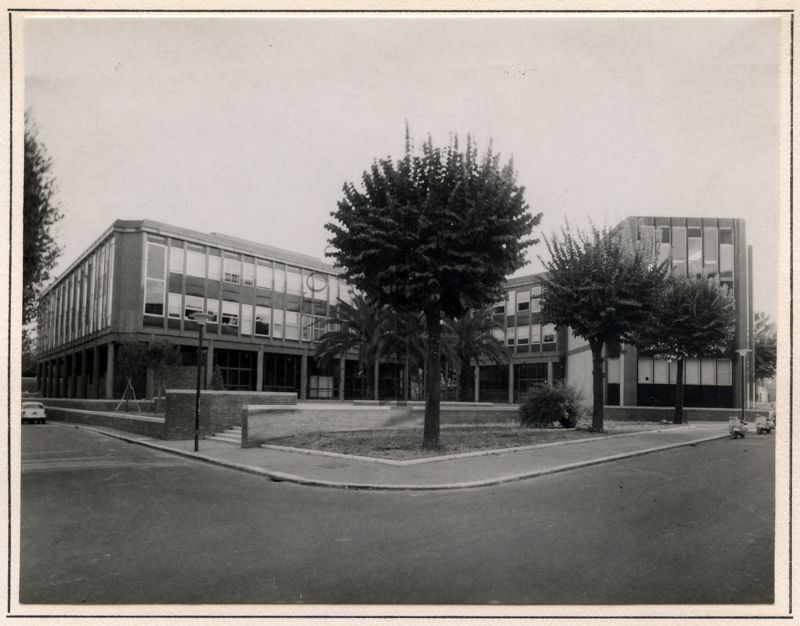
[23,13,786,318]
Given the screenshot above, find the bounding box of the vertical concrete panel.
[92,346,100,398]
[205,341,214,388]
[300,352,308,400]
[105,343,115,399]
[473,365,479,403]
[507,362,514,404]
[256,349,264,392]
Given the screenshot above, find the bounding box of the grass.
[261,420,676,460]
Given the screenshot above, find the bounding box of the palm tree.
[443,309,510,401]
[315,294,390,401]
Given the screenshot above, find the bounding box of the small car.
[21,401,46,424]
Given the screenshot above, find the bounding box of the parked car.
[21,402,46,424]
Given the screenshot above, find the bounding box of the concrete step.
[207,427,242,445]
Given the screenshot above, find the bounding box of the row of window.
[607,356,733,387]
[638,224,735,281]
[493,324,557,346]
[493,285,542,315]
[148,239,347,306]
[38,238,115,353]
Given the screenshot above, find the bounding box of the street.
[20,423,774,605]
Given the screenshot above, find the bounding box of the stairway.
[207,426,242,446]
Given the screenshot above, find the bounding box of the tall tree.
[540,223,667,432]
[146,338,183,412]
[315,294,391,401]
[753,311,777,383]
[326,131,539,448]
[443,309,509,401]
[24,115,63,325]
[636,276,736,424]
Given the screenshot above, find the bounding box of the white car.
[21,402,46,424]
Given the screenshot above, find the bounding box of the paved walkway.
[66,421,736,490]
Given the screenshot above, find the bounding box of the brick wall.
[43,406,165,438]
[162,366,198,391]
[164,390,296,440]
[40,398,133,413]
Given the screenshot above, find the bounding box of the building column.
[619,351,625,407]
[473,365,480,402]
[338,356,346,401]
[105,343,115,399]
[300,352,308,400]
[65,353,74,398]
[256,349,264,392]
[205,341,214,388]
[59,358,67,397]
[92,346,100,399]
[47,361,54,398]
[547,361,554,385]
[508,362,515,404]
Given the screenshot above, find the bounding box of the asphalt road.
[20,423,774,605]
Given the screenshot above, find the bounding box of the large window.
[657,226,671,266]
[184,295,203,320]
[505,290,516,313]
[687,227,702,277]
[168,292,182,319]
[169,244,184,274]
[516,325,530,345]
[542,324,556,343]
[223,255,241,284]
[672,226,686,276]
[242,260,255,286]
[719,228,734,280]
[274,267,286,293]
[272,308,284,338]
[208,251,221,281]
[286,268,302,296]
[144,242,166,316]
[255,306,271,336]
[256,261,273,289]
[328,276,338,305]
[530,324,541,344]
[285,310,300,340]
[241,304,253,335]
[186,247,205,278]
[517,290,530,312]
[206,298,219,323]
[531,285,542,313]
[221,301,239,327]
[703,227,718,277]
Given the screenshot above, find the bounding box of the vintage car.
[21,401,46,425]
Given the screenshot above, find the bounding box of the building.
[35,216,753,409]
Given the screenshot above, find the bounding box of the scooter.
[729,416,747,439]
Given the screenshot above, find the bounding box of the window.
[531,285,542,312]
[242,260,255,286]
[223,255,241,284]
[720,228,734,279]
[255,306,271,336]
[144,242,166,316]
[717,359,732,386]
[206,298,219,323]
[285,310,299,339]
[638,224,655,253]
[256,261,273,289]
[328,276,339,305]
[505,327,515,346]
[505,290,516,313]
[672,226,686,276]
[168,292,182,319]
[703,227,718,277]
[241,304,253,335]
[607,358,620,384]
[657,226,671,266]
[542,324,556,343]
[302,314,314,342]
[272,308,284,338]
[274,267,286,293]
[492,328,504,342]
[184,295,203,321]
[653,359,669,384]
[530,324,541,344]
[492,302,505,315]
[687,227,702,277]
[169,244,184,274]
[207,251,221,281]
[638,357,653,384]
[684,358,700,385]
[517,290,530,312]
[186,247,205,278]
[516,325,530,344]
[701,358,716,386]
[221,301,239,327]
[286,268,302,296]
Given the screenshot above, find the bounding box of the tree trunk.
[403,354,410,403]
[373,358,380,402]
[423,308,441,449]
[674,357,685,425]
[459,363,473,402]
[590,339,605,432]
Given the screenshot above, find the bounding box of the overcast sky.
[23,14,785,317]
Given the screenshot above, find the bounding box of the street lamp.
[735,348,751,424]
[191,312,213,452]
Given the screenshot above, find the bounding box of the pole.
[740,354,746,425]
[194,322,204,452]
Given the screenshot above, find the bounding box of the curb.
[62,422,731,492]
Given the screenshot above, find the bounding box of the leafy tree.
[540,223,667,432]
[326,131,539,448]
[315,294,391,401]
[21,329,37,377]
[24,115,63,325]
[753,311,777,383]
[115,342,149,405]
[146,338,182,411]
[636,276,736,424]
[443,309,509,401]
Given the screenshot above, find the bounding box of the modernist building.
[35,216,753,409]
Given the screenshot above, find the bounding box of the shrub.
[519,382,585,429]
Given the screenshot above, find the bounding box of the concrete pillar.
[508,362,515,404]
[105,343,115,399]
[65,353,74,398]
[619,351,625,407]
[300,352,308,400]
[205,341,214,388]
[256,349,264,392]
[473,365,480,402]
[92,346,100,399]
[547,361,554,385]
[338,356,346,401]
[59,358,67,397]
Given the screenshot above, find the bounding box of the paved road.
[20,423,774,605]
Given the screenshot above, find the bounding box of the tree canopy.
[24,114,63,325]
[753,311,777,382]
[636,276,736,423]
[540,222,668,431]
[326,130,540,447]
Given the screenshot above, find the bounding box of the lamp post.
[735,348,751,424]
[191,312,213,452]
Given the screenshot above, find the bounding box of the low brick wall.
[603,406,769,422]
[164,390,296,440]
[43,406,165,438]
[38,398,140,413]
[242,402,519,447]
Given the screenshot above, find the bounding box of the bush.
[519,382,585,429]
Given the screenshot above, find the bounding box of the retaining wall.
[43,406,165,438]
[603,405,769,422]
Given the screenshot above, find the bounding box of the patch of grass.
[261,420,674,460]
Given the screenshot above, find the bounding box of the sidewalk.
[71,421,733,490]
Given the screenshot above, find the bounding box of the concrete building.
[35,216,753,409]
